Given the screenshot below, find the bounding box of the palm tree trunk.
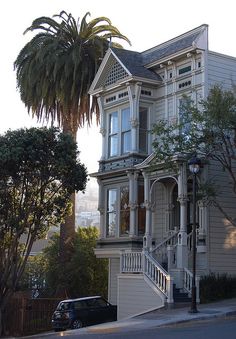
[57,120,77,297]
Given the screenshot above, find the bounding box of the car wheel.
[72,319,83,329]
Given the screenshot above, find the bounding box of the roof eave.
[90,75,162,96]
[145,46,198,69]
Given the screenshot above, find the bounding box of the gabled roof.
[110,48,162,81]
[142,24,208,66]
[89,24,208,95]
[89,48,162,94]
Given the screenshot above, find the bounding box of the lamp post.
[188,155,201,313]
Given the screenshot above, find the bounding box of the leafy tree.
[0,127,87,335]
[14,10,131,249]
[152,85,236,225]
[26,227,108,298]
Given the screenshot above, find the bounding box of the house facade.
[89,24,236,319]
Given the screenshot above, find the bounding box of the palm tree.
[14,11,130,294]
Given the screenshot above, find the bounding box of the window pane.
[108,190,117,211]
[122,131,131,154]
[139,107,148,153]
[121,108,130,131]
[107,189,117,237]
[109,135,118,157]
[120,210,130,235]
[139,107,147,129]
[109,112,118,134]
[179,97,191,136]
[120,187,130,236]
[107,213,116,237]
[138,184,145,235]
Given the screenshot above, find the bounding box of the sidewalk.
[81,298,236,335]
[11,298,236,337]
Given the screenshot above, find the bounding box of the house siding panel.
[108,258,120,305]
[152,183,165,242]
[117,274,164,319]
[208,52,236,90]
[208,162,236,275]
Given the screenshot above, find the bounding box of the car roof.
[59,296,102,303]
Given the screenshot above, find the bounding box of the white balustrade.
[183,267,200,303]
[150,231,178,269]
[120,250,174,303]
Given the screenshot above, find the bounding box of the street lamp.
[188,155,201,313]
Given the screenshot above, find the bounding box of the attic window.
[178,65,191,75]
[141,90,152,96]
[106,95,116,103]
[118,91,128,99]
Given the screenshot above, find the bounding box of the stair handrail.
[183,267,200,303]
[150,229,179,254]
[143,251,174,303]
[120,250,174,303]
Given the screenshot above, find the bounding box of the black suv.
[51,296,117,331]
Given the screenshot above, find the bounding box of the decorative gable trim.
[89,48,131,95]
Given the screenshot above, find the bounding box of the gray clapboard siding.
[152,182,165,242]
[208,51,236,89]
[155,98,165,121]
[207,161,236,275]
[108,258,120,305]
[117,274,164,319]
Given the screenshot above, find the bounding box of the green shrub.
[200,273,236,303]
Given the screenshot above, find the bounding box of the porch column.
[127,171,138,237]
[177,163,188,269]
[97,179,106,238]
[142,171,152,249]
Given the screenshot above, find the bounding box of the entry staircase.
[120,231,200,306]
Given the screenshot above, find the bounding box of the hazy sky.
[1,0,236,175]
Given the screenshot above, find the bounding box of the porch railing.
[183,267,200,303]
[120,250,173,303]
[120,251,142,273]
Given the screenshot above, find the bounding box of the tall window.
[139,107,148,153]
[108,107,131,157]
[120,187,130,236]
[106,189,117,237]
[108,112,118,157]
[106,186,130,237]
[178,97,192,137]
[121,108,131,154]
[138,184,145,235]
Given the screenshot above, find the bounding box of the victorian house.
[89,24,236,319]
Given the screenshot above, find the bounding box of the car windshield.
[57,302,72,311]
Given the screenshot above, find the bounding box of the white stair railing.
[120,250,174,303]
[183,267,200,303]
[120,251,142,273]
[150,230,178,269]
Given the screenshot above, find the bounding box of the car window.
[95,298,109,307]
[86,299,99,308]
[57,302,71,311]
[73,301,87,310]
[86,298,108,308]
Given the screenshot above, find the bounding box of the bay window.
[106,186,130,237]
